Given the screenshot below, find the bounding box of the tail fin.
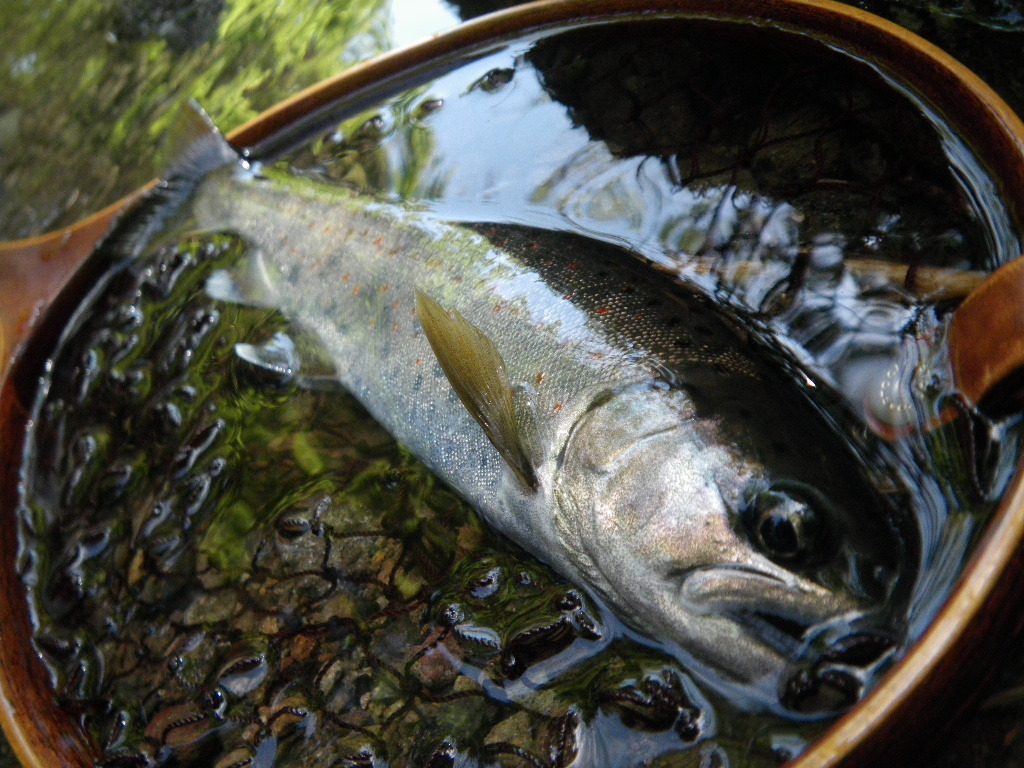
[158,99,240,184]
[100,99,239,262]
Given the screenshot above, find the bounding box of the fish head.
[551,383,904,712]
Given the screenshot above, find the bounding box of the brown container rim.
[2,1,1024,766]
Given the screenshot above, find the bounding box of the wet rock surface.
[21,229,808,768]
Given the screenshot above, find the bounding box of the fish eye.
[743,484,830,566]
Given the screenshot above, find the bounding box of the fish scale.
[197,165,856,518]
[198,170,653,503]
[155,113,911,711]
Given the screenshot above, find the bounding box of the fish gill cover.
[13,15,1024,768]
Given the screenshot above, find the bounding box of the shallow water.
[13,13,1024,768]
[20,233,821,767]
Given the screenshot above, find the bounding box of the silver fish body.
[189,159,906,710]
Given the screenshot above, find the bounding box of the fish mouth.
[779,629,898,714]
[675,565,896,712]
[734,608,816,656]
[818,629,897,667]
[678,565,889,659]
[725,586,898,714]
[733,611,896,666]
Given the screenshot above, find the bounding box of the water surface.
[15,14,1024,768]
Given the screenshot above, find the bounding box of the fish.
[102,104,912,713]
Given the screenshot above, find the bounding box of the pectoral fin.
[205,247,278,308]
[233,328,341,391]
[415,290,537,490]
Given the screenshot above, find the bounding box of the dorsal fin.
[415,290,537,490]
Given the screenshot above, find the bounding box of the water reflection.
[3,0,1024,249]
[286,20,1013,415]
[14,15,1021,768]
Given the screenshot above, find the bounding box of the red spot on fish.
[373,236,384,247]
[528,243,539,250]
[380,284,392,292]
[368,319,376,328]
[597,307,610,315]
[563,292,576,300]
[416,358,423,366]
[391,300,402,311]
[392,322,401,332]
[342,274,351,283]
[352,285,362,296]
[323,224,333,233]
[535,372,546,385]
[553,403,563,412]
[494,302,505,313]
[543,260,554,267]
[567,263,578,270]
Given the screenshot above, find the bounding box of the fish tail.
[100,99,239,262]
